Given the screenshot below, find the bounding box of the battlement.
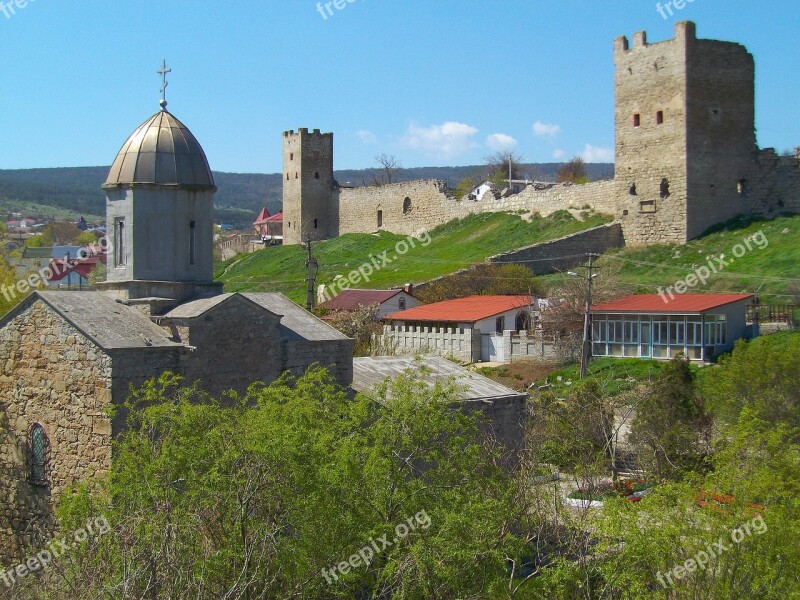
[283,128,333,139]
[615,21,697,55]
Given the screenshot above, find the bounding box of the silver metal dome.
[103,110,215,190]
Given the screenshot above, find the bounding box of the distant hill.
[0,163,614,228]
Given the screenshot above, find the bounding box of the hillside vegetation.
[0,162,613,228]
[538,214,800,304]
[216,211,610,304]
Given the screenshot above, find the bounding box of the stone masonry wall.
[457,395,527,468]
[489,223,624,274]
[0,301,113,562]
[284,339,354,388]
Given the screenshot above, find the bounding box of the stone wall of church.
[0,301,113,562]
[285,340,354,388]
[174,299,285,398]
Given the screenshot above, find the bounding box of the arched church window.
[29,423,49,485]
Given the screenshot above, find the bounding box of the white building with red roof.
[590,293,755,362]
[383,295,534,362]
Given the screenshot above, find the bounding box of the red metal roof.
[591,294,754,313]
[385,295,532,323]
[253,208,270,225]
[254,208,283,225]
[319,289,403,311]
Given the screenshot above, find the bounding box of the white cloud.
[553,149,565,160]
[580,144,614,162]
[532,121,561,139]
[401,121,479,160]
[355,130,377,144]
[486,133,518,152]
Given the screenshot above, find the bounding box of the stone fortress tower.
[282,128,335,245]
[280,22,799,248]
[615,21,760,243]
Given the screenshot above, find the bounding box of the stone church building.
[0,100,353,561]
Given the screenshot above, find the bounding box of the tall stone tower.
[100,100,222,304]
[614,21,757,243]
[282,128,334,245]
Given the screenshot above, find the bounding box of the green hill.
[216,211,611,304]
[590,214,800,304]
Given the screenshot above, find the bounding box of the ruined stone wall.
[333,180,468,237]
[333,178,619,238]
[476,180,619,218]
[0,301,113,562]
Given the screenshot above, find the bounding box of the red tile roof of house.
[319,289,404,311]
[385,295,532,323]
[591,294,754,313]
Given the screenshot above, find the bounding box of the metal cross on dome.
[157,59,171,109]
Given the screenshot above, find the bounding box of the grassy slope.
[216,211,610,304]
[597,215,800,303]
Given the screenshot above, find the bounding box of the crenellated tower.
[282,128,335,245]
[614,21,758,243]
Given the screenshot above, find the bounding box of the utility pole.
[304,238,317,312]
[580,253,598,379]
[508,157,512,190]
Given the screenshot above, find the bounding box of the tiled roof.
[591,294,754,313]
[319,289,402,311]
[385,295,531,323]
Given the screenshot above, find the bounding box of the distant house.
[590,294,755,362]
[382,295,534,363]
[319,286,417,318]
[253,208,283,243]
[469,181,496,201]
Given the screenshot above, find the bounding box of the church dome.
[103,109,215,190]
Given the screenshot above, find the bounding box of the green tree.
[556,156,589,184]
[415,263,543,304]
[40,366,524,599]
[628,357,711,481]
[700,332,800,429]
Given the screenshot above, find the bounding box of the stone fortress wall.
[282,21,800,249]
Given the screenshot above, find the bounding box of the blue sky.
[1,0,798,173]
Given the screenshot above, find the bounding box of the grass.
[595,214,800,303]
[216,210,610,304]
[0,198,102,222]
[535,357,678,398]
